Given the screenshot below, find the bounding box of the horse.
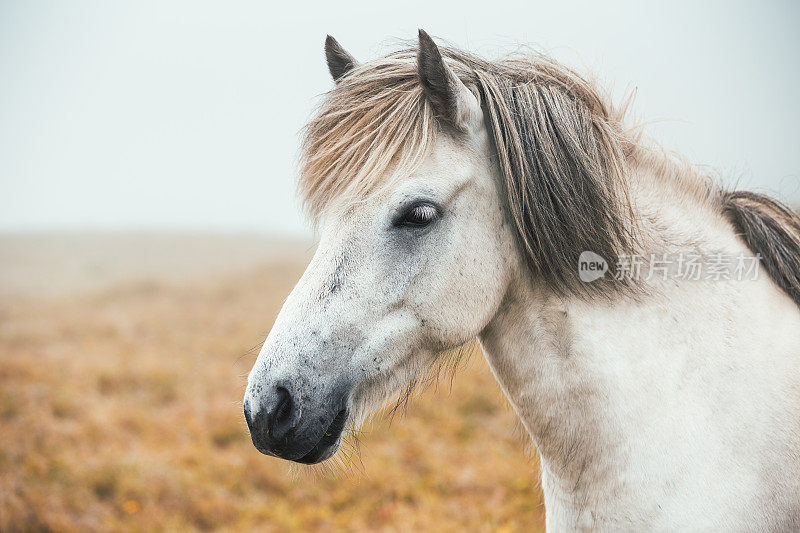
[243,30,800,530]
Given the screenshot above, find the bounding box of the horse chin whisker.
[285,340,480,481]
[349,339,478,434]
[234,338,267,365]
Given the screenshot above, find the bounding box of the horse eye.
[395,202,439,228]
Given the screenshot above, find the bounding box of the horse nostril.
[272,387,292,430]
[267,386,298,440]
[245,384,301,454]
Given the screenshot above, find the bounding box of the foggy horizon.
[1,1,798,236]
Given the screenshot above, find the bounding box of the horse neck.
[477,159,800,526]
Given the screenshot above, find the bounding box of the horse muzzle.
[243,382,350,464]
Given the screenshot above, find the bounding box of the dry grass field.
[0,234,545,532]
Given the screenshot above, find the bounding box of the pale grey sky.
[1,0,798,236]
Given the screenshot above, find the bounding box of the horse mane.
[300,52,436,222]
[299,43,800,303]
[721,191,800,306]
[465,53,637,297]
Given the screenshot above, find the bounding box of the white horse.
[244,31,800,530]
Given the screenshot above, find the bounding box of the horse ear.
[325,35,357,83]
[416,29,481,132]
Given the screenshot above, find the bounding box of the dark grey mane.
[441,48,637,297]
[721,191,800,307]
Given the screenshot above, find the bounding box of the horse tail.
[721,190,800,307]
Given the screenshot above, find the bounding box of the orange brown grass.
[0,247,544,532]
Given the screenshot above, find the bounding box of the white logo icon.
[578,251,608,282]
